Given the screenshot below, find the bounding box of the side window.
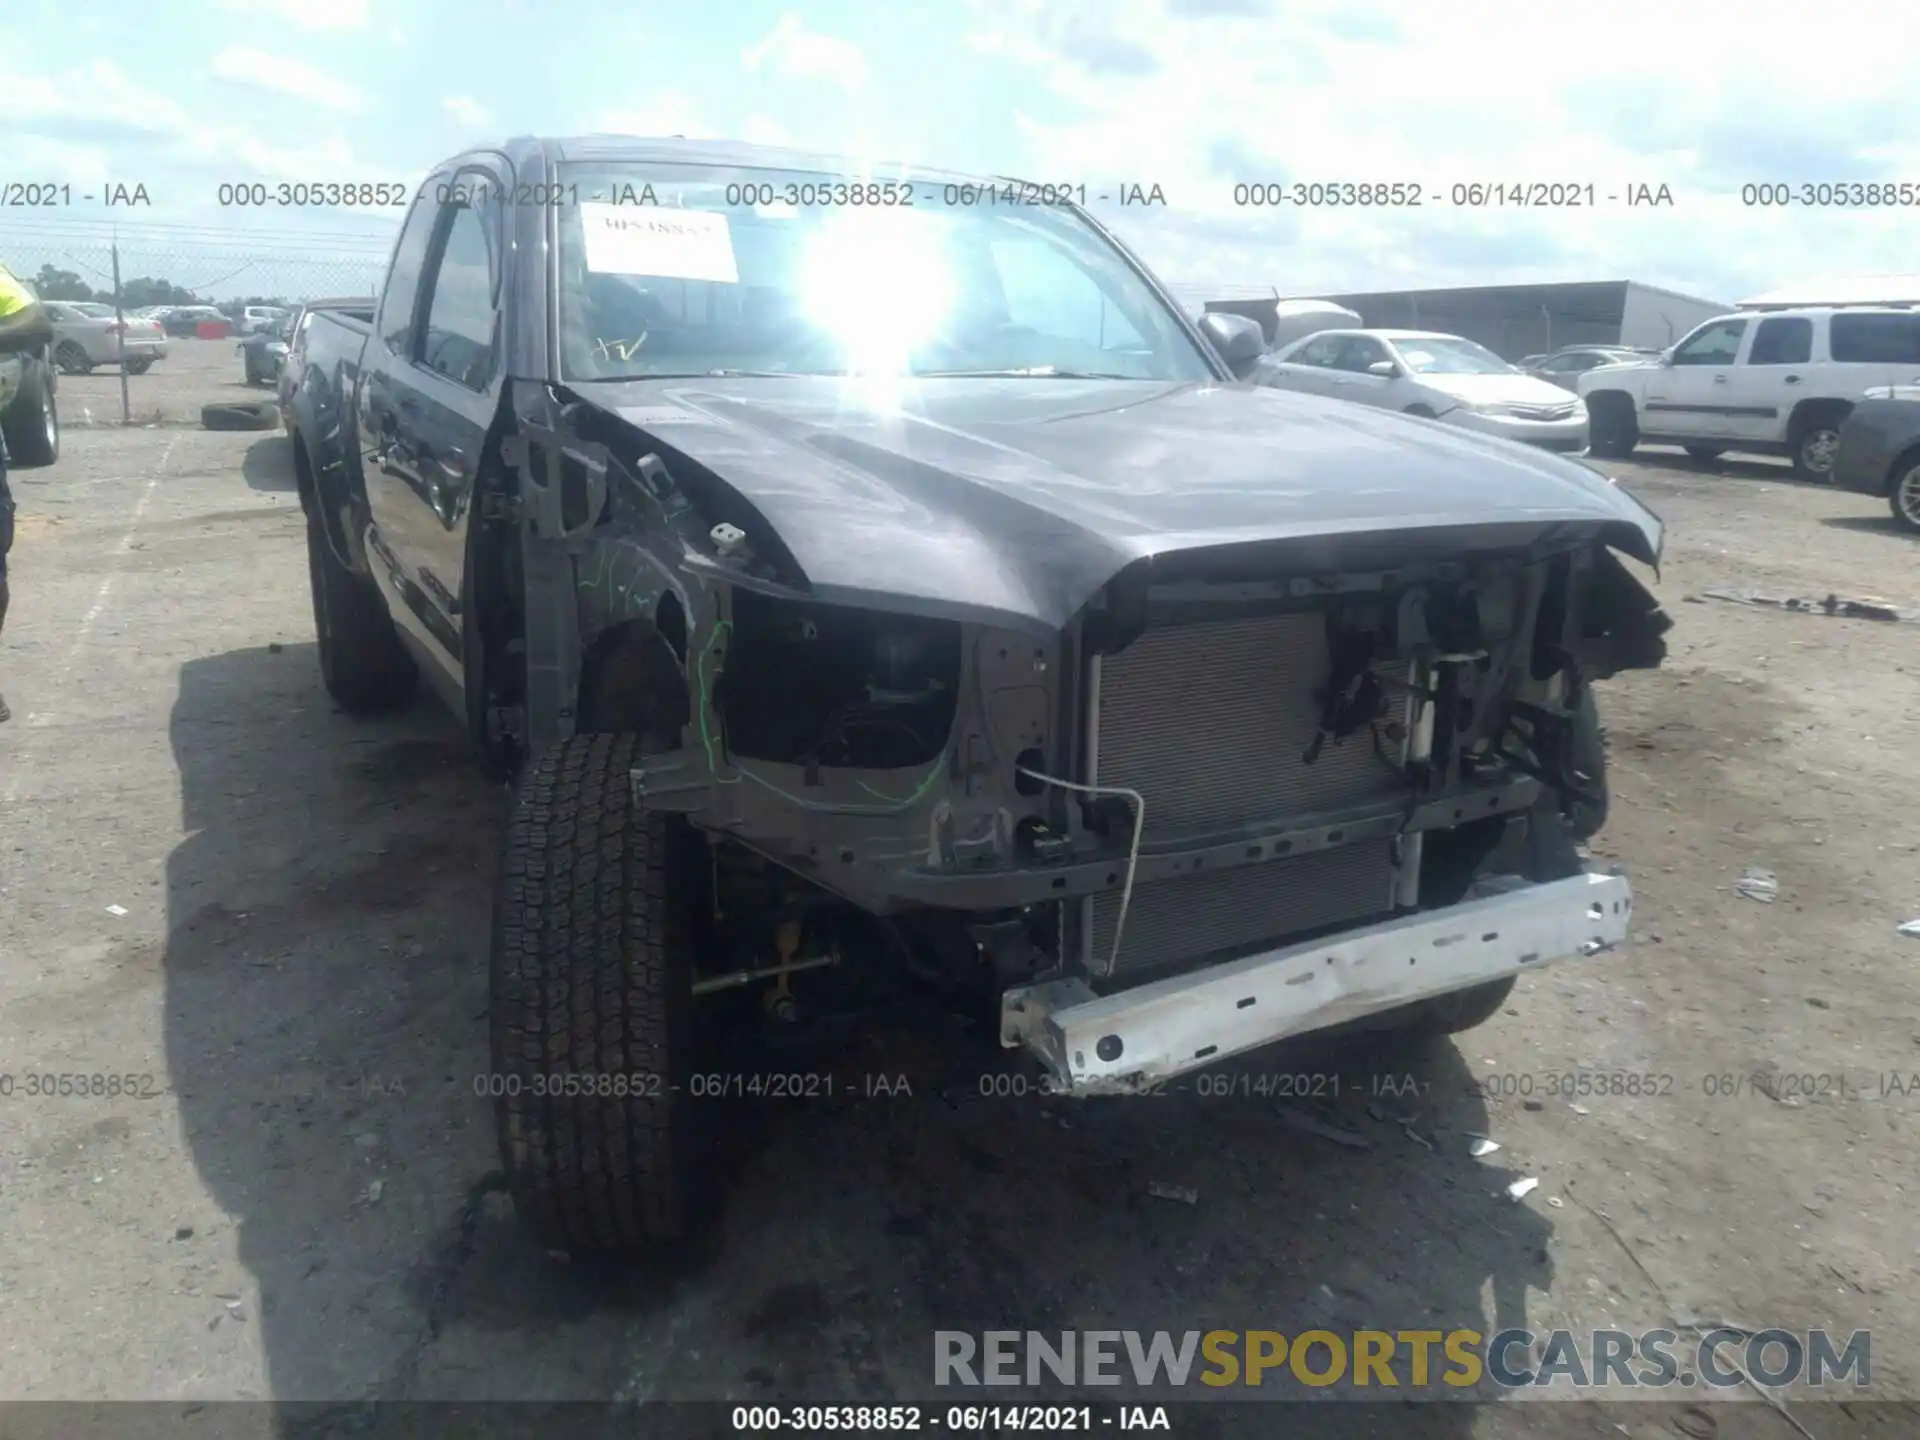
[1541,352,1585,372]
[377,185,445,357]
[1829,313,1920,364]
[1747,316,1812,365]
[987,233,1147,354]
[1670,319,1746,366]
[1332,336,1387,373]
[1293,335,1342,367]
[418,200,499,391]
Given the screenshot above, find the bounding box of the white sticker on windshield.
[580,204,739,284]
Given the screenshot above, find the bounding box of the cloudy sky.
[3,0,1913,305]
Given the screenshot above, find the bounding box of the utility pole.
[112,234,130,425]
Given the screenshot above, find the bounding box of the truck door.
[360,162,508,669]
[1644,317,1747,438]
[1724,314,1812,444]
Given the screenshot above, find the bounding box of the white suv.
[1576,307,1920,478]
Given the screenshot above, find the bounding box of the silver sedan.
[43,301,169,375]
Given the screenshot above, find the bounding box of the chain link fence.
[0,222,395,425]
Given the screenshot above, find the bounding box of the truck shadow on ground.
[162,642,1551,1439]
[242,434,297,493]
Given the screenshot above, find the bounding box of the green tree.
[33,264,95,301]
[118,276,203,308]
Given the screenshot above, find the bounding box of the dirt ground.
[54,337,271,431]
[1,425,1916,1440]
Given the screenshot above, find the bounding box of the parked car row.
[1253,328,1591,452]
[41,301,168,374]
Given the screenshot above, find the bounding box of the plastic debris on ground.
[1147,1181,1198,1205]
[105,904,129,917]
[1507,1177,1541,1201]
[1734,867,1778,903]
[1274,1104,1374,1150]
[1468,1136,1502,1158]
[1899,920,1920,939]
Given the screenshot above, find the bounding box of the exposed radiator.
[1086,612,1410,979]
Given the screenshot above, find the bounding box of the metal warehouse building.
[1229,281,1729,360]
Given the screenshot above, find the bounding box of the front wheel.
[0,357,59,468]
[1889,457,1920,534]
[491,733,703,1256]
[1586,397,1639,459]
[53,341,92,376]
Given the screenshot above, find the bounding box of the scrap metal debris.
[1698,587,1903,622]
[1274,1104,1374,1150]
[1147,1181,1198,1205]
[1734,867,1778,903]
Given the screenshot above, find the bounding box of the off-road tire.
[0,357,59,468]
[491,732,701,1256]
[304,509,416,713]
[54,340,93,375]
[202,400,278,432]
[1586,394,1639,459]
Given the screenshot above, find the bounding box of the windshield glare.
[554,165,1213,383]
[1393,337,1515,375]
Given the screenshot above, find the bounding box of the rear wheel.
[1889,457,1920,534]
[53,341,92,376]
[0,357,60,468]
[491,732,702,1256]
[1792,414,1846,480]
[304,509,416,713]
[124,357,153,376]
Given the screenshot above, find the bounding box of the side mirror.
[1198,312,1266,378]
[1367,359,1400,378]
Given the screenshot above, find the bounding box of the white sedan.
[1255,328,1589,453]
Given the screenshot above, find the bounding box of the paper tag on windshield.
[580,204,738,284]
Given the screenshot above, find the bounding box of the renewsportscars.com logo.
[933,1329,1871,1392]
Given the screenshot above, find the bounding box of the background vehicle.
[1256,328,1590,451]
[237,315,294,385]
[1832,384,1920,531]
[43,301,168,375]
[1577,307,1920,477]
[1524,345,1657,391]
[160,305,229,338]
[235,304,291,336]
[286,137,1665,1259]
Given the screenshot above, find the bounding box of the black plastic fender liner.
[201,400,279,432]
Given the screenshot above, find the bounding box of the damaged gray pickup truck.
[286,136,1671,1257]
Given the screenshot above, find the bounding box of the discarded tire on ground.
[201,401,279,432]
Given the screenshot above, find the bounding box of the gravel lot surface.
[55,337,272,430]
[1,425,1916,1439]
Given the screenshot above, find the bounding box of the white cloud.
[743,14,870,91]
[214,0,371,28]
[210,47,364,112]
[587,96,724,140]
[443,96,491,127]
[968,0,1920,301]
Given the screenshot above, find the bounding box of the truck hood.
[584,376,1663,634]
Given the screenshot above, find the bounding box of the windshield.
[1392,336,1515,375]
[553,164,1213,383]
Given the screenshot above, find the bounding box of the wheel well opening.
[718,590,962,769]
[1789,398,1852,437]
[577,618,693,745]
